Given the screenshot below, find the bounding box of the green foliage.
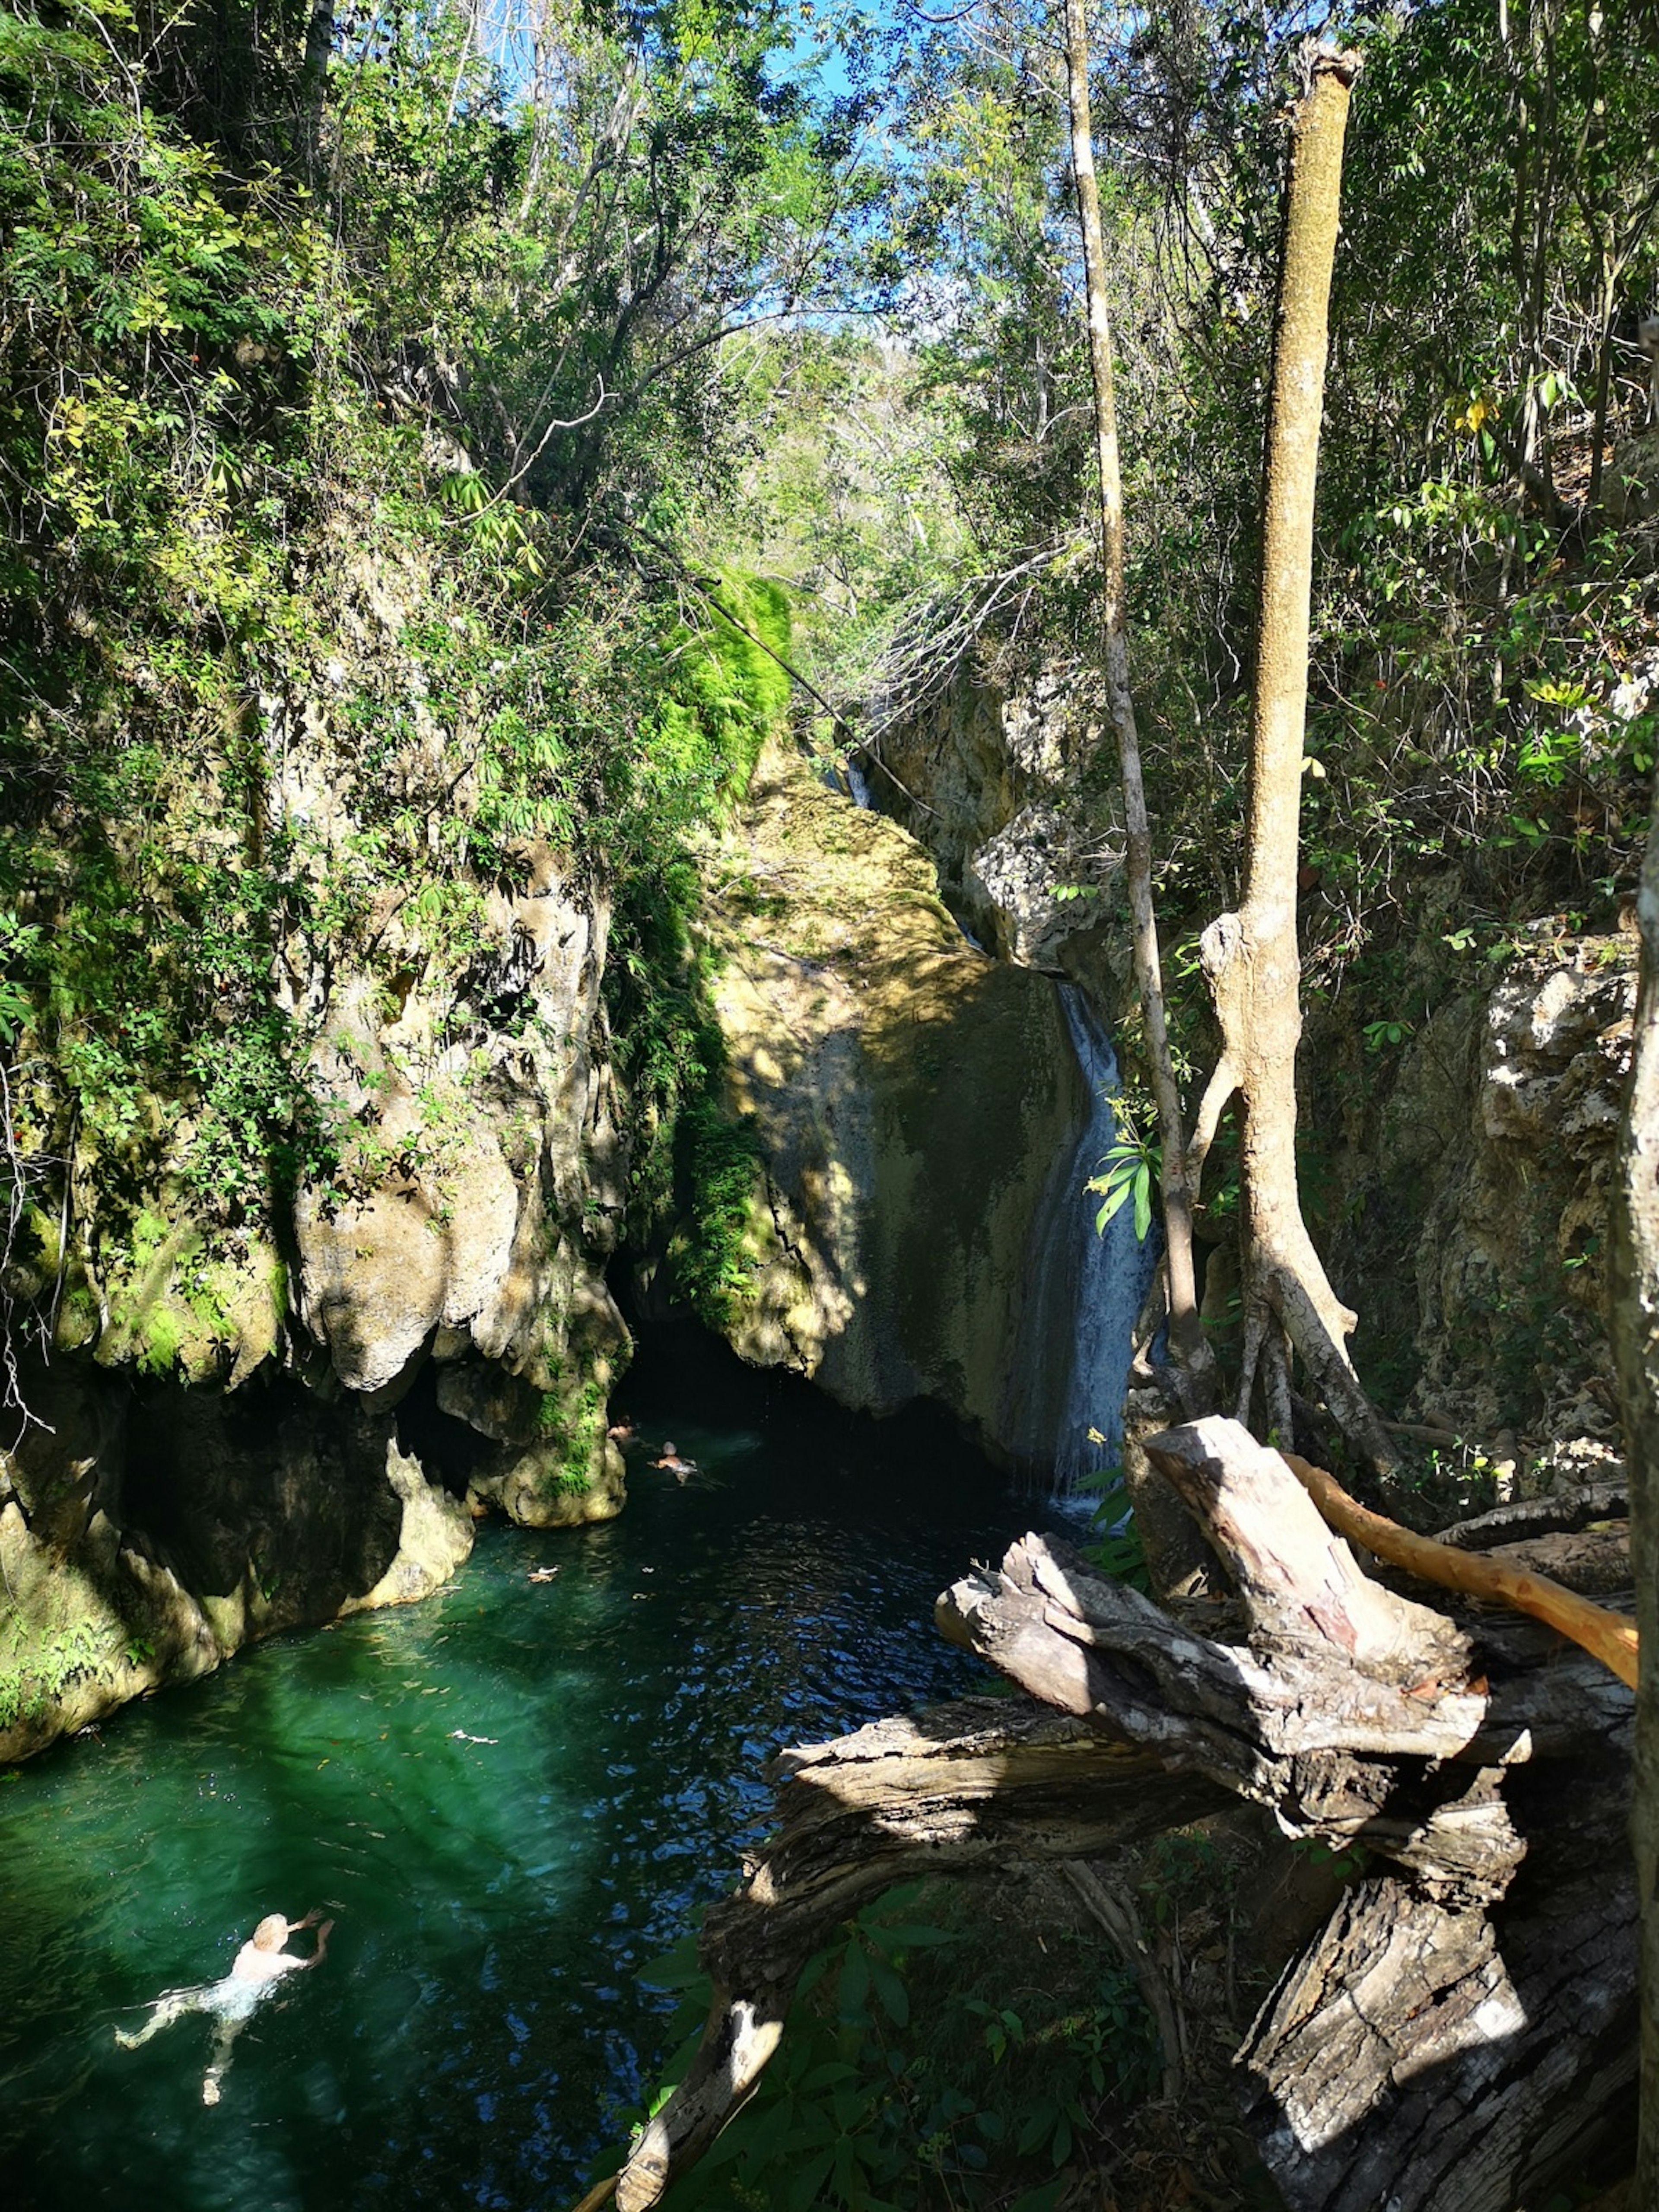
[534,1370,609,1497]
[1361,1019,1411,1054]
[1087,1116,1160,1244]
[718,330,970,699]
[667,1099,764,1329]
[595,570,793,1320]
[0,0,814,1339]
[0,1616,110,1731]
[1076,1468,1152,1595]
[615,1882,1158,2211]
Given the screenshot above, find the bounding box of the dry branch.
[1280,1448,1638,1687]
[614,1704,1224,2210]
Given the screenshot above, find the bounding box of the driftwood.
[615,1416,1635,2212]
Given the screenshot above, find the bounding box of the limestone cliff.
[689,739,1086,1465]
[283,837,629,1531]
[1313,927,1638,1446]
[864,644,1642,1465]
[859,652,1119,968]
[1,544,631,1759]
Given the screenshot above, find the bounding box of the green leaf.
[837,1937,870,2024]
[1132,1162,1152,1242]
[1017,2100,1056,2156]
[787,2146,836,2209]
[869,1955,909,2026]
[1009,2185,1066,2212]
[863,1922,956,1951]
[638,1932,708,1991]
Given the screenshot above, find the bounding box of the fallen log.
[614,1415,1635,2212]
[614,1703,1226,2210]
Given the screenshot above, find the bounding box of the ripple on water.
[0,1355,1072,2211]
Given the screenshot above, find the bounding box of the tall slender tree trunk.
[302,0,334,184]
[1198,42,1395,1468]
[1061,0,1214,1413]
[1611,775,1659,2205]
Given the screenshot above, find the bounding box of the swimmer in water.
[116,1907,333,2104]
[652,1440,696,1482]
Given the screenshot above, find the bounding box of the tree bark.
[1611,770,1659,2203]
[1062,0,1214,1411]
[1237,1863,1636,2212]
[616,1417,1636,2211]
[1196,43,1395,1468]
[301,0,334,184]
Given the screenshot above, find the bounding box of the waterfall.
[1005,984,1158,1496]
[819,759,874,808]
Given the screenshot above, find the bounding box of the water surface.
[1,1340,1063,2212]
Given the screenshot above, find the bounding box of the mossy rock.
[95,1207,285,1386]
[696,738,1085,1462]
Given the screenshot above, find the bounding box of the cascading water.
[1004,984,1158,1495]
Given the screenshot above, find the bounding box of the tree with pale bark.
[1063,17,1395,1468]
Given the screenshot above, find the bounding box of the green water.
[0,1341,1065,2212]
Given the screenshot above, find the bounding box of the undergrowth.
[610,1878,1162,2212]
[0,6,799,1373]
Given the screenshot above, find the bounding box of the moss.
[9,1204,60,1299]
[667,1098,766,1329]
[530,1367,608,1496]
[95,1204,285,1382]
[708,573,794,795]
[136,1302,187,1377]
[54,1287,101,1351]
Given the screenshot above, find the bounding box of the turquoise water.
[0,1342,1062,2212]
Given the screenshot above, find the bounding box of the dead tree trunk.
[1611,774,1659,2200]
[1192,44,1395,1470]
[616,1417,1634,2212]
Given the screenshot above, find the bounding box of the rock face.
[0,824,626,1756]
[0,1356,474,1764]
[861,654,1119,967]
[865,646,1642,1454]
[1316,933,1638,1439]
[3,585,631,1756]
[287,847,629,1529]
[696,740,1087,1463]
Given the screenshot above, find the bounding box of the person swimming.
[652,1440,696,1482]
[116,1907,334,2104]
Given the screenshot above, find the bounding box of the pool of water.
[0,1337,1068,2211]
